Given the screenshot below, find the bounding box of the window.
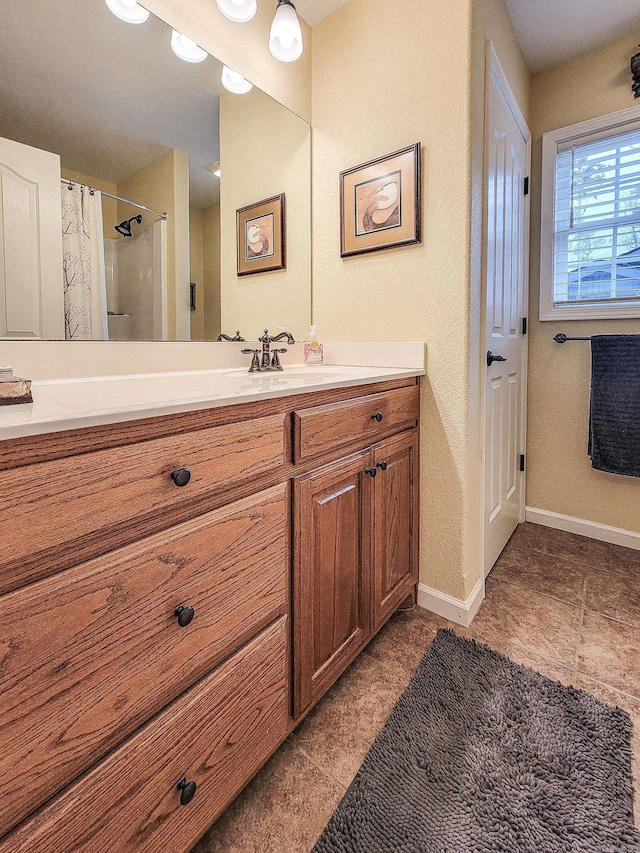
[540,107,640,320]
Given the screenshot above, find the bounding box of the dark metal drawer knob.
[365,467,378,478]
[372,412,384,423]
[175,605,195,627]
[377,461,388,472]
[177,778,197,806]
[171,468,191,487]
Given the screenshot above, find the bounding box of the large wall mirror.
[0,0,311,342]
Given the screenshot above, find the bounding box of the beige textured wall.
[203,204,222,341]
[118,149,190,340]
[60,168,118,240]
[219,88,311,343]
[312,0,477,598]
[142,0,311,121]
[528,34,640,532]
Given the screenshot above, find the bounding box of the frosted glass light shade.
[216,0,257,23]
[221,66,254,94]
[105,0,150,24]
[171,30,208,63]
[269,1,303,63]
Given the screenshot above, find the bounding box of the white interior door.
[483,46,530,576]
[0,136,64,339]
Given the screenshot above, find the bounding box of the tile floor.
[192,522,640,852]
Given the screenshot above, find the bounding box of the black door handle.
[487,351,507,367]
[365,467,378,478]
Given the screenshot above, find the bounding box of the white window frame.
[540,103,640,321]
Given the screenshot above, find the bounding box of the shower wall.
[105,219,167,341]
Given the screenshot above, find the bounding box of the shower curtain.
[61,184,108,340]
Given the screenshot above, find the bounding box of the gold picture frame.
[340,144,421,257]
[236,193,286,276]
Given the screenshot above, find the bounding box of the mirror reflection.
[0,0,311,342]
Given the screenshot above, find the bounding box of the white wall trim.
[417,578,485,627]
[525,506,640,552]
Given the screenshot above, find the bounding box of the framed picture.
[236,193,286,276]
[340,143,421,257]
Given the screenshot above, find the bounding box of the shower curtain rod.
[61,179,168,220]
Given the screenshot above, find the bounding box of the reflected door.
[483,49,530,575]
[0,137,64,339]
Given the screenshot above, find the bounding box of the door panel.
[484,50,530,575]
[372,431,418,631]
[0,136,64,339]
[293,451,371,717]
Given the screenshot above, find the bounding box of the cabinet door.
[372,430,419,632]
[293,451,371,717]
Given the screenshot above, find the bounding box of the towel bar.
[553,334,592,344]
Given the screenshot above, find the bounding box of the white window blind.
[553,127,640,307]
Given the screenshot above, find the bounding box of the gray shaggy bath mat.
[313,629,639,853]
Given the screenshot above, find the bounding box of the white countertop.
[0,363,424,441]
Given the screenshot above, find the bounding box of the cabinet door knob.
[371,412,384,423]
[175,605,195,627]
[377,461,388,472]
[177,778,197,806]
[365,467,378,478]
[171,468,191,487]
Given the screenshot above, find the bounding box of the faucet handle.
[241,348,261,373]
[271,348,287,371]
[259,329,271,343]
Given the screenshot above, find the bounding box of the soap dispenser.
[304,325,323,366]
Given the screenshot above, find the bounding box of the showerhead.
[115,214,142,238]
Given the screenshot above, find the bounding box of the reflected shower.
[115,214,142,238]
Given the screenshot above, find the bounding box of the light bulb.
[171,30,208,63]
[105,0,150,24]
[221,65,254,94]
[269,0,303,63]
[216,0,257,23]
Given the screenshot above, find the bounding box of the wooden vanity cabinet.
[293,451,372,715]
[293,428,419,719]
[0,376,420,853]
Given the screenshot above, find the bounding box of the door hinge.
[522,317,527,335]
[519,454,526,472]
[524,176,529,196]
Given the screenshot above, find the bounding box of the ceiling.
[0,0,225,208]
[505,0,640,73]
[294,0,351,27]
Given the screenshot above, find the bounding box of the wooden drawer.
[0,411,286,593]
[0,484,288,839]
[0,618,289,853]
[293,385,419,464]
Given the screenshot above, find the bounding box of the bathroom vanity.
[0,365,421,852]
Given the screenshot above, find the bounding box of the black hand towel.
[589,335,640,477]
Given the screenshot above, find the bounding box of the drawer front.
[0,619,289,853]
[293,386,419,464]
[0,485,288,839]
[0,412,286,592]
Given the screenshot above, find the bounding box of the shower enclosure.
[104,219,167,341]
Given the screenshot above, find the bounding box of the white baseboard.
[525,506,640,552]
[417,578,485,627]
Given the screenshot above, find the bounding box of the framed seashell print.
[236,193,286,276]
[340,144,421,257]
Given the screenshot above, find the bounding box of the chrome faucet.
[242,329,295,373]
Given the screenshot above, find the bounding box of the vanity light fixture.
[221,65,254,94]
[171,29,208,63]
[269,0,303,63]
[105,0,150,24]
[216,0,257,24]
